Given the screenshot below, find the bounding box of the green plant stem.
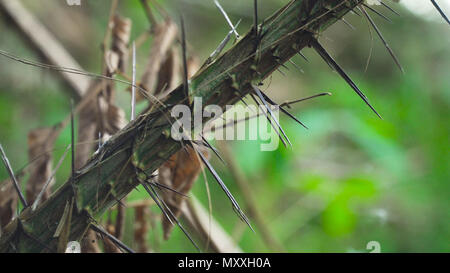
[0,0,362,252]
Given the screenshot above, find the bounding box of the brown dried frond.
[159,146,209,240]
[26,127,58,203]
[0,180,18,229]
[134,205,150,253]
[111,15,132,74]
[98,98,127,136]
[81,13,132,254]
[79,14,129,249]
[154,49,200,99]
[104,14,132,76]
[154,47,181,97]
[75,98,98,170]
[81,229,102,253]
[138,18,178,100]
[187,55,201,79]
[102,224,122,253]
[115,202,126,240]
[78,85,127,253]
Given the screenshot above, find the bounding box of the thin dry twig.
[26,128,58,205]
[218,141,285,252]
[31,145,71,211]
[0,0,89,98]
[134,205,150,253]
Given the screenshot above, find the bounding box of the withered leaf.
[76,98,98,170]
[111,15,132,74]
[158,146,209,240]
[155,47,181,97]
[0,180,18,229]
[26,127,57,204]
[102,224,122,253]
[134,205,150,253]
[81,229,102,253]
[138,19,178,101]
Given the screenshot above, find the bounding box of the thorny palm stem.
[0,0,364,252]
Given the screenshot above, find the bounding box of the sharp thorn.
[341,17,356,30]
[280,92,332,108]
[0,143,28,207]
[278,61,290,72]
[32,144,71,211]
[180,15,190,102]
[350,8,362,17]
[362,3,393,23]
[249,92,287,147]
[359,6,405,74]
[431,0,450,25]
[310,38,382,119]
[298,51,309,62]
[70,99,75,179]
[252,86,292,146]
[288,59,305,74]
[254,0,258,38]
[131,41,136,121]
[214,0,240,39]
[91,224,135,253]
[98,131,103,150]
[257,88,308,129]
[380,0,401,17]
[148,180,189,198]
[200,136,226,165]
[144,182,200,251]
[193,145,253,232]
[276,68,286,77]
[141,180,174,226]
[238,95,250,107]
[209,20,242,62]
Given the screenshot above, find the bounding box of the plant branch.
[0,0,363,252]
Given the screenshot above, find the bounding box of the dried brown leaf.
[155,47,181,97]
[138,19,178,101]
[187,55,201,79]
[76,98,98,170]
[111,15,132,74]
[102,225,122,253]
[78,83,126,253]
[104,104,127,136]
[105,50,120,75]
[134,205,150,253]
[26,127,57,203]
[159,146,209,240]
[79,13,131,253]
[0,181,18,229]
[81,229,102,253]
[114,202,125,240]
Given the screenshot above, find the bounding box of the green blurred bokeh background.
[0,0,448,252]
